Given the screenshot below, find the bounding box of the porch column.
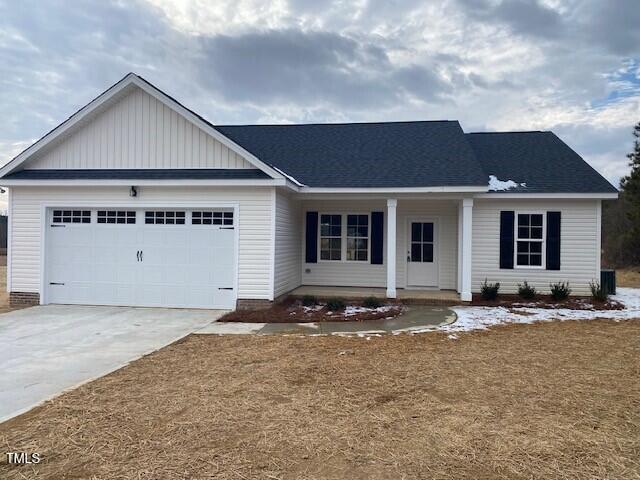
[457,202,463,292]
[460,198,473,301]
[386,198,397,298]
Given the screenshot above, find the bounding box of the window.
[516,213,544,267]
[52,210,90,224]
[145,211,186,225]
[410,222,434,262]
[192,211,233,226]
[97,210,136,224]
[346,214,369,261]
[320,214,342,260]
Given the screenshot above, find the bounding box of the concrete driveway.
[0,305,225,422]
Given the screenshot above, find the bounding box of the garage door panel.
[139,265,163,284]
[46,208,237,309]
[189,286,218,307]
[188,268,210,285]
[167,266,189,284]
[164,229,189,245]
[114,285,137,304]
[190,230,213,248]
[140,228,166,247]
[61,228,92,247]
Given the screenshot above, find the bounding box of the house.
[0,73,617,310]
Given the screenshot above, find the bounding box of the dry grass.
[618,268,640,288]
[1,321,639,479]
[0,263,14,313]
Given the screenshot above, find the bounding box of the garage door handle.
[140,250,143,261]
[218,287,233,290]
[49,282,65,285]
[136,250,140,261]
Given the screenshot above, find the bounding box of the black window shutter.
[546,211,561,270]
[305,212,318,263]
[499,211,515,269]
[371,211,384,264]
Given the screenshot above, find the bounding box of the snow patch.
[343,305,395,317]
[271,165,306,187]
[392,288,640,336]
[444,287,640,333]
[488,175,526,191]
[302,304,324,313]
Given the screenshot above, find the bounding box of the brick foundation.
[10,291,40,306]
[236,299,273,310]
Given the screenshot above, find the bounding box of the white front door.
[406,219,438,287]
[45,208,237,309]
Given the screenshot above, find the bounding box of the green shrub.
[589,281,609,302]
[480,279,500,301]
[550,281,571,301]
[362,296,382,308]
[326,297,346,311]
[517,281,537,300]
[302,295,317,307]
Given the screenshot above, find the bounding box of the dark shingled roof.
[465,131,617,193]
[3,169,271,180]
[215,121,487,188]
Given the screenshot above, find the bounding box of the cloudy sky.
[1,0,639,207]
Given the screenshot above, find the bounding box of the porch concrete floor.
[289,285,462,304]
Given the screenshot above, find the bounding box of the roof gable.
[0,74,281,179]
[24,87,255,171]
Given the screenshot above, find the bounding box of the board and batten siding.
[300,199,458,290]
[471,199,600,295]
[26,87,253,170]
[274,190,302,298]
[9,186,274,300]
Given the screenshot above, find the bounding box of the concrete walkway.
[196,306,456,335]
[0,305,225,422]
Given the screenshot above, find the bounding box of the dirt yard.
[1,320,638,479]
[221,298,403,323]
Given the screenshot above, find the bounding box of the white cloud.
[0,0,638,187]
[144,0,291,35]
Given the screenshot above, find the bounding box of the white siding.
[9,186,273,300]
[274,190,302,298]
[471,199,600,295]
[27,87,253,170]
[300,199,458,290]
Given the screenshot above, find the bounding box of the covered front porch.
[293,194,474,302]
[289,285,463,305]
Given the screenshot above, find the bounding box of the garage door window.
[52,210,91,224]
[97,210,136,224]
[192,211,233,226]
[145,211,186,225]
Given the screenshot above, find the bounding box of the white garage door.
[45,208,237,309]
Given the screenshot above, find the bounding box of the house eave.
[0,178,287,187]
[476,192,619,199]
[295,185,488,194]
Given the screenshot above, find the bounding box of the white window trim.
[514,211,546,269]
[317,212,371,263]
[345,213,371,263]
[318,213,344,262]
